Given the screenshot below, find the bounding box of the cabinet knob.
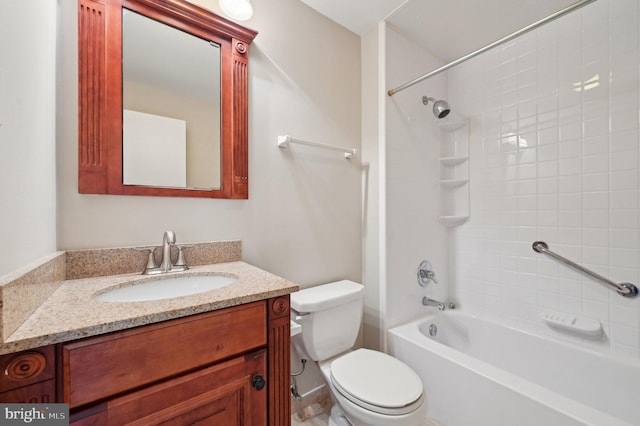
[251,374,266,391]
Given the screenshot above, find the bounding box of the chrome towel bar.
[532,241,638,298]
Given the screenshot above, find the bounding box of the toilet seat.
[330,348,424,416]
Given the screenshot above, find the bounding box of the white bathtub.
[388,310,640,426]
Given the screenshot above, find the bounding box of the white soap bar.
[541,309,602,338]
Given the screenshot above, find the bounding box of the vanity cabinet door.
[70,349,267,425]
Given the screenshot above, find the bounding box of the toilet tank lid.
[290,280,364,313]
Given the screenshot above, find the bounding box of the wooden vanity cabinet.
[0,297,291,425]
[62,296,291,426]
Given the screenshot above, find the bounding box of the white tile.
[583,299,610,322]
[537,160,558,177]
[582,228,609,247]
[610,248,639,269]
[537,126,559,145]
[582,191,608,210]
[610,229,639,249]
[443,0,640,358]
[537,211,558,227]
[611,304,640,327]
[583,245,609,266]
[610,190,638,210]
[558,175,581,193]
[610,324,640,348]
[611,150,639,171]
[559,157,582,176]
[559,139,581,159]
[610,169,638,190]
[583,116,610,139]
[559,210,582,227]
[611,101,640,134]
[583,154,609,174]
[559,227,583,245]
[609,209,638,229]
[538,291,559,310]
[559,120,583,141]
[582,210,608,228]
[582,173,608,192]
[559,193,582,210]
[559,278,582,298]
[559,295,583,315]
[609,130,639,153]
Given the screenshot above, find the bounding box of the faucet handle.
[134,246,158,272]
[175,244,194,268]
[418,260,438,286]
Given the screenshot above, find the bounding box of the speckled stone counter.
[0,241,298,355]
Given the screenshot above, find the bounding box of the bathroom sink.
[94,275,237,302]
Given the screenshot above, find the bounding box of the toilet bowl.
[290,280,427,426]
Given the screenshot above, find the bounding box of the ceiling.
[300,0,579,62]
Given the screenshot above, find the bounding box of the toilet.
[290,280,427,426]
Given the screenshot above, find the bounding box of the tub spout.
[422,297,446,310]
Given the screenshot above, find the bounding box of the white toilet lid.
[330,348,423,415]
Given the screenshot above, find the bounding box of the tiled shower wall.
[449,0,640,358]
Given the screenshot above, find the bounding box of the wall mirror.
[78,0,257,198]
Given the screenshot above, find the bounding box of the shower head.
[422,96,451,119]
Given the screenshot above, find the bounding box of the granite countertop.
[0,261,298,355]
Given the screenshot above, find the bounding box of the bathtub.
[388,310,640,426]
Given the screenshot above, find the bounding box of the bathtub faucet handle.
[418,260,438,286]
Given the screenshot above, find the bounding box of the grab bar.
[532,241,638,298]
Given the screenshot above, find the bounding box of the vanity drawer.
[62,301,267,409]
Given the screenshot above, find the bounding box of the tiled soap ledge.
[0,240,242,343]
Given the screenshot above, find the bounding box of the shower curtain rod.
[387,0,597,97]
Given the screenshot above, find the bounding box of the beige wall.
[360,23,384,351]
[57,0,362,288]
[0,1,57,276]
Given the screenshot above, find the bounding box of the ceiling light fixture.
[218,0,254,21]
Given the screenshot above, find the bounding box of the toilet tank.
[290,280,365,361]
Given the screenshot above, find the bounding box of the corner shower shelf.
[439,215,469,227]
[438,117,470,227]
[439,156,468,166]
[440,178,469,189]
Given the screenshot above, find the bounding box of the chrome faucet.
[139,230,189,275]
[422,297,454,311]
[160,230,176,272]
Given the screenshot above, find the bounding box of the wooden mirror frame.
[78,0,257,198]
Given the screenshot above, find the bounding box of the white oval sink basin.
[94,275,237,302]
